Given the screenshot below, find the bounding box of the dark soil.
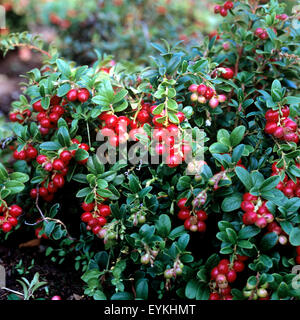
[0,241,85,300]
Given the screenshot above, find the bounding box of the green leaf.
[185,279,199,299]
[40,141,62,151]
[230,126,246,147]
[57,127,71,147]
[4,181,25,194]
[75,148,89,161]
[135,279,148,300]
[238,226,260,239]
[93,290,107,300]
[277,282,289,299]
[260,232,278,251]
[56,59,71,77]
[260,176,281,192]
[178,234,190,251]
[221,194,243,212]
[156,214,171,237]
[57,83,71,97]
[289,228,300,246]
[168,226,186,240]
[209,142,230,154]
[112,89,128,104]
[232,144,245,163]
[111,292,133,300]
[235,166,252,190]
[0,163,9,182]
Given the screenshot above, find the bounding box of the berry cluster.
[98,100,190,168]
[254,28,269,40]
[209,256,247,300]
[0,202,22,233]
[264,106,299,143]
[29,150,73,202]
[13,144,38,161]
[243,281,270,300]
[80,201,112,238]
[66,88,90,103]
[164,259,184,279]
[241,193,274,228]
[9,109,31,124]
[177,198,207,233]
[267,221,288,245]
[273,161,300,198]
[140,249,159,266]
[276,14,288,21]
[33,98,65,135]
[214,1,234,17]
[188,83,227,109]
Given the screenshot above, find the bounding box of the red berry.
[53,174,65,188]
[242,211,258,225]
[26,146,38,159]
[176,112,185,123]
[255,217,268,228]
[226,270,237,283]
[2,222,12,233]
[196,210,207,221]
[241,201,255,212]
[155,143,166,155]
[9,205,22,217]
[98,204,111,217]
[211,267,219,280]
[81,212,93,222]
[220,7,228,17]
[105,115,118,129]
[178,209,190,220]
[97,216,107,226]
[177,198,189,209]
[265,122,277,134]
[218,263,229,274]
[52,159,65,171]
[233,260,245,272]
[81,202,94,212]
[209,293,220,300]
[137,110,150,124]
[197,221,206,232]
[8,216,18,227]
[221,68,234,80]
[44,162,53,172]
[60,150,72,163]
[33,100,43,112]
[214,5,221,14]
[243,193,258,202]
[47,182,58,194]
[109,135,119,147]
[197,84,207,96]
[40,118,51,128]
[66,89,78,101]
[204,87,215,99]
[30,188,38,199]
[39,187,48,197]
[224,1,233,10]
[77,88,90,103]
[49,112,60,123]
[166,153,181,168]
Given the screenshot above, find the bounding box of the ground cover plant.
[0,0,300,300]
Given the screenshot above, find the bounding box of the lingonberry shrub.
[0,0,300,300]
